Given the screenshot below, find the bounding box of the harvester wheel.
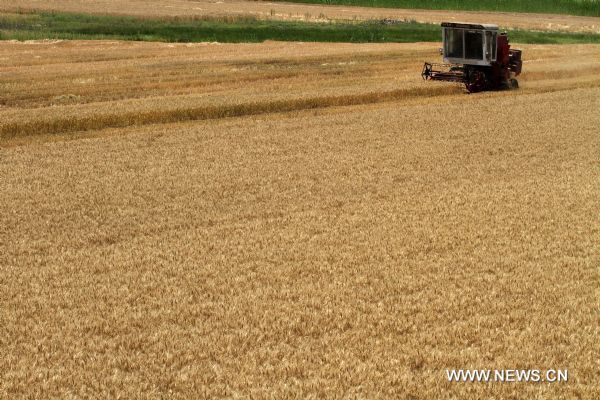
[510,78,519,89]
[466,70,486,93]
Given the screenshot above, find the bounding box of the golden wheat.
[0,40,599,398]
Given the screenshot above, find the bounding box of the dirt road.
[3,0,600,33]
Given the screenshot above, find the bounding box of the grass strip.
[1,11,600,44]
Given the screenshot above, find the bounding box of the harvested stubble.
[2,41,600,142]
[0,40,599,398]
[3,0,600,33]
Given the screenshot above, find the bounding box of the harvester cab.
[422,22,522,93]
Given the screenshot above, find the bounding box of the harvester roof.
[441,22,499,30]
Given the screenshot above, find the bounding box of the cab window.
[464,30,483,60]
[445,28,463,58]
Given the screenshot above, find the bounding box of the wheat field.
[3,0,600,33]
[1,40,599,398]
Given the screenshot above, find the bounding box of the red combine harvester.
[422,22,522,93]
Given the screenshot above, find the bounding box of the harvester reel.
[421,63,431,80]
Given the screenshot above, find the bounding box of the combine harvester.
[422,22,522,93]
